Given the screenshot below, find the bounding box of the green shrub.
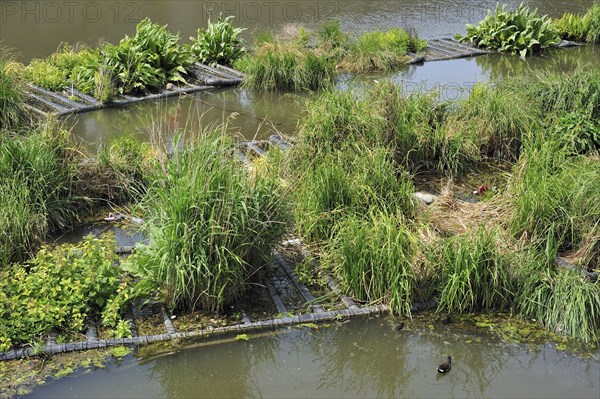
[0,235,129,351]
[190,15,246,66]
[457,3,561,57]
[330,211,417,315]
[0,49,25,130]
[124,132,289,313]
[434,228,514,313]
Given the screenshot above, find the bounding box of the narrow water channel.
[24,317,600,398]
[68,45,600,149]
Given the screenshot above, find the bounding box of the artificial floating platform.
[23,62,245,117]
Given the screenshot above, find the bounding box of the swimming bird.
[438,356,452,373]
[395,322,405,331]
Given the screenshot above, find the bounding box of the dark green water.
[25,317,600,398]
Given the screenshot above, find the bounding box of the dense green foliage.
[0,49,26,130]
[190,15,246,66]
[124,132,289,313]
[101,18,193,95]
[330,211,417,316]
[0,127,80,267]
[340,28,426,72]
[287,67,599,343]
[556,3,600,43]
[0,235,130,352]
[235,42,335,91]
[457,3,561,57]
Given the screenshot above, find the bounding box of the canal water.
[2,0,597,62]
[24,317,600,398]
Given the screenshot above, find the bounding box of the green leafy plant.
[190,15,246,66]
[23,59,67,91]
[457,3,561,57]
[0,235,129,351]
[556,3,600,43]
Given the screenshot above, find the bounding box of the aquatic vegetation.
[0,235,130,352]
[78,135,152,204]
[291,144,415,242]
[102,18,193,94]
[457,3,561,57]
[125,131,289,313]
[448,81,538,162]
[518,265,600,345]
[556,3,600,43]
[329,211,417,316]
[0,126,80,266]
[190,15,246,66]
[23,59,67,91]
[317,20,350,59]
[509,139,600,263]
[235,42,335,91]
[434,228,514,313]
[0,48,26,130]
[339,28,426,72]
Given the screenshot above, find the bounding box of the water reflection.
[25,317,600,398]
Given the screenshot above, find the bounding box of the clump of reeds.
[509,138,600,265]
[329,211,417,316]
[433,227,514,313]
[517,262,600,344]
[77,135,152,204]
[235,41,335,91]
[339,28,426,72]
[0,48,26,130]
[126,130,289,313]
[0,125,80,267]
[291,144,415,243]
[446,82,538,162]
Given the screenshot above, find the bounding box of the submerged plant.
[190,15,246,66]
[457,3,561,57]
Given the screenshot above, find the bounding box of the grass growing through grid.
[126,130,289,313]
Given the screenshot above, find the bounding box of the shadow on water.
[25,318,600,398]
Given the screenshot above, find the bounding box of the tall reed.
[434,227,514,313]
[127,131,289,312]
[0,48,26,130]
[330,211,417,316]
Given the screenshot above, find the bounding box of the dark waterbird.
[395,322,405,331]
[438,356,452,373]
